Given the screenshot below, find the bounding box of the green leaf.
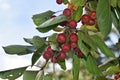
[3,45,35,55]
[118,0,120,8]
[72,6,83,21]
[44,74,52,80]
[32,10,55,26]
[78,31,97,52]
[37,15,67,33]
[72,54,80,80]
[110,0,117,7]
[35,70,44,80]
[23,71,38,80]
[82,55,103,76]
[111,8,120,33]
[48,33,57,43]
[78,31,90,56]
[97,0,112,37]
[58,60,66,70]
[37,15,67,28]
[105,66,120,75]
[71,0,86,6]
[91,35,115,57]
[89,1,97,11]
[99,58,119,71]
[0,66,27,80]
[63,0,68,4]
[32,36,46,49]
[23,38,33,45]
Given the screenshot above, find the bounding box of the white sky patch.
[0,1,11,11]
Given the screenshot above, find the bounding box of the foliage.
[1,0,120,80]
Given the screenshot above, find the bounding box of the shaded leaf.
[72,54,80,80]
[32,36,46,49]
[91,35,115,57]
[97,0,112,37]
[82,54,103,76]
[58,60,66,70]
[32,10,55,26]
[3,45,35,55]
[0,66,27,80]
[23,71,38,80]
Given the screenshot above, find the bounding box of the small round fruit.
[89,11,96,20]
[46,46,54,56]
[58,51,66,60]
[69,33,78,42]
[56,0,62,4]
[81,14,91,25]
[61,43,71,52]
[70,42,77,48]
[51,57,58,63]
[74,47,80,52]
[88,18,95,25]
[63,8,71,17]
[60,21,67,26]
[77,50,84,58]
[43,51,51,60]
[57,33,66,43]
[68,19,77,28]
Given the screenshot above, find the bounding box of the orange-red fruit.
[63,8,72,17]
[69,33,78,42]
[89,11,96,20]
[46,46,54,56]
[68,19,77,28]
[43,51,51,60]
[70,42,77,48]
[57,33,66,43]
[61,43,71,52]
[58,51,66,60]
[51,57,58,63]
[56,0,62,4]
[81,14,91,25]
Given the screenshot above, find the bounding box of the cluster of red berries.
[43,1,85,63]
[114,73,120,80]
[81,11,96,26]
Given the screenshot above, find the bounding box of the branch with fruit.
[1,0,120,80]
